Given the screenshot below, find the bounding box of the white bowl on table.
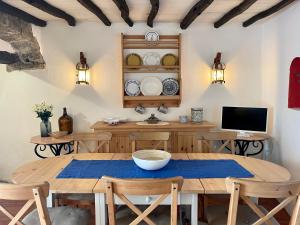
[132,150,171,171]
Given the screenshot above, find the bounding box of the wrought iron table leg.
[34,144,48,159]
[34,142,73,159]
[235,140,264,156]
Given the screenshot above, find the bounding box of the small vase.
[58,107,73,134]
[40,119,52,137]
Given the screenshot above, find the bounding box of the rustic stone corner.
[0,12,45,72]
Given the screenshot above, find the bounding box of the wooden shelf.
[123,46,179,49]
[124,95,180,101]
[123,95,181,108]
[124,65,179,73]
[121,34,182,108]
[123,35,180,49]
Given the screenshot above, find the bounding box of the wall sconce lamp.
[76,52,90,85]
[211,52,226,84]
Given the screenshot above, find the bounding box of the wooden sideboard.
[91,121,216,153]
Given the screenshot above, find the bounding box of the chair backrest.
[102,176,183,225]
[196,131,237,154]
[0,182,51,225]
[129,132,170,153]
[225,178,300,225]
[73,132,112,153]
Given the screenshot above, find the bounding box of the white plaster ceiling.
[3,0,287,26]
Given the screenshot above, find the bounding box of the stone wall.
[0,12,45,72]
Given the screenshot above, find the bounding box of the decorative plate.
[143,52,161,66]
[126,53,142,66]
[141,77,162,96]
[145,31,159,41]
[161,54,178,66]
[125,80,140,96]
[162,78,179,96]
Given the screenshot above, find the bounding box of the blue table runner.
[57,159,253,179]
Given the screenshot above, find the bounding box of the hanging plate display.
[145,31,160,41]
[125,80,140,96]
[143,52,161,66]
[126,53,142,67]
[141,77,163,96]
[162,78,179,96]
[161,54,178,66]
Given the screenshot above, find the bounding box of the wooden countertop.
[91,121,216,131]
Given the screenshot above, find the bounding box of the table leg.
[47,191,54,207]
[95,193,106,225]
[191,193,198,225]
[235,140,264,156]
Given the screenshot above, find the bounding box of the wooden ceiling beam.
[243,0,296,27]
[180,0,214,29]
[22,0,76,26]
[0,51,19,64]
[147,0,159,28]
[0,0,46,27]
[112,0,133,27]
[77,0,111,26]
[214,0,258,28]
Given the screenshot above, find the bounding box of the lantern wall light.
[211,52,226,84]
[76,52,90,85]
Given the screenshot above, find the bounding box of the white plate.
[141,77,162,96]
[104,117,128,123]
[143,52,160,66]
[125,80,140,96]
[145,31,159,41]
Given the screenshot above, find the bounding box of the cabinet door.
[176,132,197,153]
[110,133,131,153]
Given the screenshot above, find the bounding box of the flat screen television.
[221,106,268,134]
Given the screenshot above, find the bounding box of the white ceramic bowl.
[132,150,171,171]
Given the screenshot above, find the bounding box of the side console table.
[234,133,271,156]
[31,136,73,159]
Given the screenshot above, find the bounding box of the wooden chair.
[197,131,237,154]
[129,132,170,153]
[0,182,89,225]
[73,132,112,153]
[196,131,237,221]
[0,182,51,225]
[206,178,300,225]
[57,132,112,220]
[102,176,183,225]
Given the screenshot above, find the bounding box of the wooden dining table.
[11,153,291,225]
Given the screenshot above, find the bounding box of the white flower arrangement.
[33,102,53,121]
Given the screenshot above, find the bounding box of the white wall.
[0,22,263,180]
[261,2,300,179]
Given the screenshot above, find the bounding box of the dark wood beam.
[77,0,111,26]
[147,0,159,27]
[112,0,133,27]
[0,51,19,64]
[214,0,258,28]
[243,0,296,27]
[22,0,76,26]
[0,0,46,27]
[180,0,214,29]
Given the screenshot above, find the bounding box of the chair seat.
[206,205,279,225]
[22,206,90,225]
[63,193,94,201]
